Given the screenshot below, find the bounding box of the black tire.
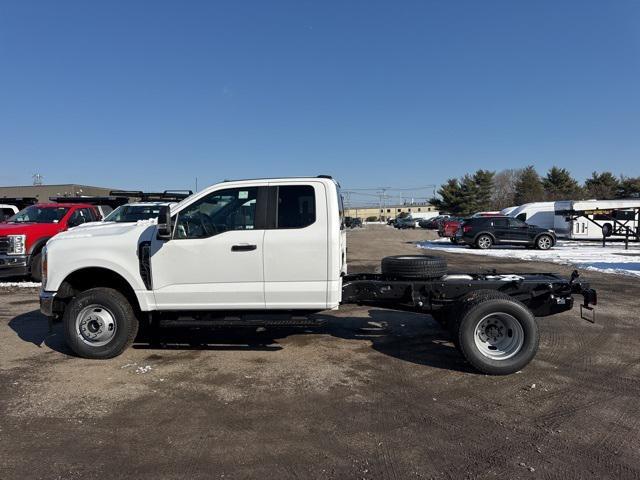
[602,223,612,238]
[63,287,139,359]
[475,234,493,249]
[30,252,42,282]
[453,290,539,375]
[381,255,447,279]
[535,234,554,250]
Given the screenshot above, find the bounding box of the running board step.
[159,315,325,328]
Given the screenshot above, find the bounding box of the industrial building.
[345,203,437,220]
[0,184,115,202]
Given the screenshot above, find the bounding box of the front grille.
[0,237,8,254]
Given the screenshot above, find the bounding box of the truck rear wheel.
[381,255,447,279]
[453,291,539,375]
[63,287,139,359]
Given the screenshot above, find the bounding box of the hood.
[53,219,157,242]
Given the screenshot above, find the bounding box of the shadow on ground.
[8,308,473,373]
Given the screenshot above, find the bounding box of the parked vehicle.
[0,204,18,222]
[104,202,172,223]
[456,216,556,250]
[0,203,102,280]
[500,206,519,216]
[395,215,418,229]
[40,176,597,375]
[0,197,38,222]
[438,217,464,242]
[420,215,449,229]
[344,216,363,228]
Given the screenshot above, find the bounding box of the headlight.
[7,235,26,255]
[41,246,48,288]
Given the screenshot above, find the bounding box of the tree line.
[429,166,640,216]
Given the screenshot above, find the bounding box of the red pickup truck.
[0,203,101,281]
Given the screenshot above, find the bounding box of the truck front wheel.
[63,288,139,359]
[454,292,539,375]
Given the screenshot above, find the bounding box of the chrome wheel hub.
[538,236,551,249]
[478,236,491,249]
[76,305,117,346]
[474,313,524,360]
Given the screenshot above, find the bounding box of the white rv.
[554,199,640,240]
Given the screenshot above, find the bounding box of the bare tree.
[492,168,523,210]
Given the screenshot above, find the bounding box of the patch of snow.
[135,365,152,374]
[417,239,640,278]
[0,281,41,288]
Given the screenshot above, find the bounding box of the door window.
[492,218,508,228]
[174,187,258,239]
[68,208,93,227]
[509,218,527,228]
[276,185,316,229]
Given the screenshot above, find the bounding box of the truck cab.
[40,177,347,357]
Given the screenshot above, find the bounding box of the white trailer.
[555,199,640,240]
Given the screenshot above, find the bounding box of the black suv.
[456,216,556,250]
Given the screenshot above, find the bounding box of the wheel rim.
[478,236,491,249]
[76,304,117,347]
[538,236,551,249]
[473,313,524,360]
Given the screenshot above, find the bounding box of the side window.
[493,218,508,228]
[516,213,527,221]
[509,218,526,228]
[174,187,258,239]
[277,185,316,229]
[68,208,92,227]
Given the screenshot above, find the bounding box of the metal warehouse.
[0,184,115,201]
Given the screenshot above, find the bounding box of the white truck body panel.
[44,177,344,312]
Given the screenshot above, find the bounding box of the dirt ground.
[1,225,639,479]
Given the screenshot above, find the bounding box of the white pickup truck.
[40,176,597,375]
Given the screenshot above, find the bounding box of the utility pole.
[32,173,43,185]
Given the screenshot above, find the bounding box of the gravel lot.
[1,225,639,479]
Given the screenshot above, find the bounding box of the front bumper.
[40,290,57,317]
[0,254,29,278]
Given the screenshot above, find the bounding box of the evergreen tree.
[472,169,495,211]
[514,166,544,204]
[617,176,640,198]
[584,172,620,199]
[542,167,582,200]
[433,178,464,215]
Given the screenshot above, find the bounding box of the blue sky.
[1,0,639,202]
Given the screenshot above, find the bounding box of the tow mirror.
[157,206,173,240]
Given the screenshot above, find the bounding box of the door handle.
[231,244,257,252]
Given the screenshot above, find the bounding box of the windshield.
[104,205,163,223]
[8,205,70,223]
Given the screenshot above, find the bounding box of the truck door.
[263,182,329,309]
[150,185,267,309]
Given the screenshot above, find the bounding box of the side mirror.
[157,206,173,240]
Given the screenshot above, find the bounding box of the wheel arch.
[57,267,143,313]
[473,231,497,244]
[28,237,51,257]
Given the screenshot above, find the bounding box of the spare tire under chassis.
[381,255,447,279]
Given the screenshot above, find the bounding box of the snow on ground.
[418,239,640,279]
[0,281,41,288]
